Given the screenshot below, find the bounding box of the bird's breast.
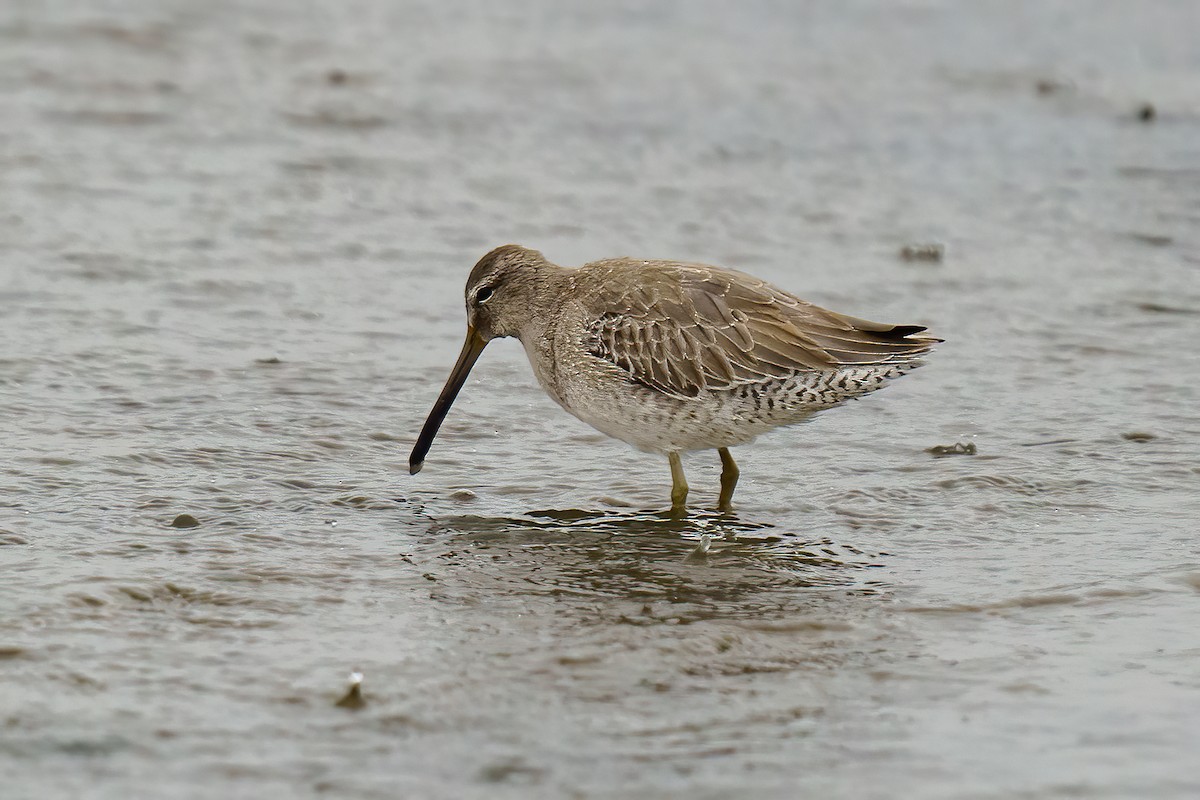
[519,330,568,409]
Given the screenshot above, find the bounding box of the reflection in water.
[377,504,906,792]
[409,507,889,625]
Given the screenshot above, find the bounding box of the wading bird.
[410,245,939,513]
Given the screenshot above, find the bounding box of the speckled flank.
[553,356,925,454]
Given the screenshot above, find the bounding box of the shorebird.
[410,245,939,513]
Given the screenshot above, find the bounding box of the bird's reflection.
[410,507,889,622]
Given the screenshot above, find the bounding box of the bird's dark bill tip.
[409,460,424,475]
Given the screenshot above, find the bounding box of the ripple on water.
[3,2,1200,797]
[896,582,1162,617]
[933,473,1098,496]
[39,579,301,632]
[404,508,892,626]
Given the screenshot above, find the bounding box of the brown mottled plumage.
[583,259,932,397]
[411,245,940,513]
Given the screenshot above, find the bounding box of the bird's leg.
[717,447,739,513]
[668,451,689,515]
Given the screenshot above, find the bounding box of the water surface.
[2,1,1199,798]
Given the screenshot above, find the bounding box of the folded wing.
[586,263,939,398]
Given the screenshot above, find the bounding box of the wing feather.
[584,261,938,398]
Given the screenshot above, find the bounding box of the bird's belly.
[547,360,923,454]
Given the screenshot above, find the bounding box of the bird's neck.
[510,262,574,341]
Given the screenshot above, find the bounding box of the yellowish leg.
[668,451,689,514]
[717,447,739,513]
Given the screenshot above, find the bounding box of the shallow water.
[3,1,1199,798]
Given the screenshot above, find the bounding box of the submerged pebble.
[1135,301,1195,315]
[169,514,201,529]
[1035,78,1070,95]
[927,442,977,456]
[899,243,945,263]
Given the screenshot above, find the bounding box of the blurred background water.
[2,1,1199,798]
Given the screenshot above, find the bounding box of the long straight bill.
[409,326,488,474]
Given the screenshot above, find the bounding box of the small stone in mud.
[1035,78,1069,95]
[1137,102,1156,122]
[254,356,282,365]
[169,513,201,529]
[449,488,477,502]
[1036,77,1075,95]
[1136,301,1197,315]
[327,69,348,86]
[899,243,944,263]
[477,760,542,783]
[1127,233,1172,247]
[1121,431,1156,442]
[927,442,977,456]
[335,672,365,710]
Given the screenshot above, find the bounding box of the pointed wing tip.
[408,460,424,475]
[887,325,944,345]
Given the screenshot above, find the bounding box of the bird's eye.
[475,286,494,303]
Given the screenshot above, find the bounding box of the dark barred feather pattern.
[585,261,939,399]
